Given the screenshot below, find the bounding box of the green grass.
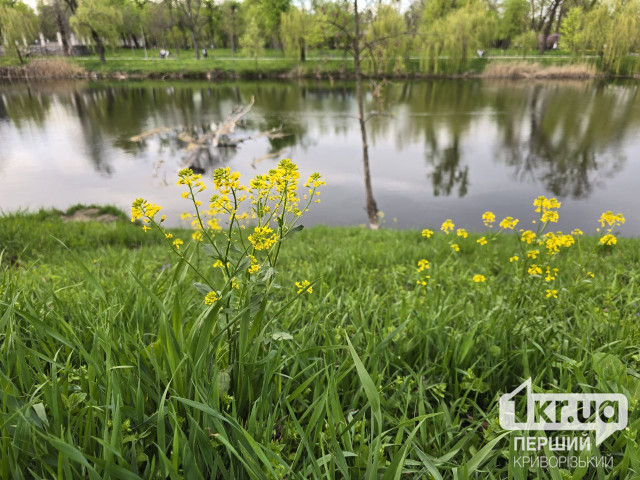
[5,47,640,77]
[1,209,640,478]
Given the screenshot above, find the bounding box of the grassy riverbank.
[3,47,638,79]
[1,207,639,478]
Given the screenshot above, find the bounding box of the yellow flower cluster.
[133,158,325,309]
[521,230,536,244]
[599,211,625,230]
[528,264,543,276]
[600,234,617,246]
[204,290,219,305]
[499,216,519,230]
[545,267,558,282]
[441,219,455,234]
[417,259,430,272]
[296,280,313,294]
[178,168,206,193]
[131,198,162,226]
[543,232,575,255]
[415,198,624,301]
[248,226,278,251]
[482,211,496,227]
[534,196,561,223]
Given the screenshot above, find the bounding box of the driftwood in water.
[129,96,288,169]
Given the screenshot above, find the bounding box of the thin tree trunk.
[15,45,24,65]
[230,6,237,54]
[54,3,70,56]
[192,31,200,59]
[299,38,306,62]
[167,0,180,56]
[92,29,105,63]
[353,0,379,230]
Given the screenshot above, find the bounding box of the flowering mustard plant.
[414,195,625,302]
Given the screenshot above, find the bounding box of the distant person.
[477,50,485,58]
[159,49,166,59]
[202,48,208,59]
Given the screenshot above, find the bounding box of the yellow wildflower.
[204,290,219,305]
[213,260,224,269]
[456,228,468,239]
[173,239,184,250]
[248,255,260,274]
[509,255,519,263]
[142,225,151,232]
[417,259,430,272]
[477,237,487,246]
[545,267,558,282]
[541,210,559,223]
[499,217,519,230]
[528,264,542,276]
[527,250,539,259]
[248,226,278,251]
[416,276,430,286]
[599,211,625,230]
[545,289,558,299]
[472,274,486,283]
[441,219,455,234]
[572,229,583,236]
[296,280,313,294]
[600,234,617,246]
[450,244,460,252]
[421,229,434,238]
[482,211,496,227]
[521,230,536,244]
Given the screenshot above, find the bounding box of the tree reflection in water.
[0,79,638,217]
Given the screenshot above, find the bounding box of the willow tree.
[280,6,317,61]
[559,7,585,54]
[70,0,122,63]
[0,2,36,65]
[417,1,496,74]
[362,4,409,74]
[581,0,640,74]
[240,12,263,71]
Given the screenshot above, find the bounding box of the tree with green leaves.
[246,0,290,48]
[220,0,241,53]
[70,0,122,63]
[280,6,318,61]
[418,0,496,74]
[363,4,409,74]
[497,0,529,47]
[240,11,263,70]
[559,6,585,54]
[0,1,37,64]
[174,0,206,59]
[581,0,640,73]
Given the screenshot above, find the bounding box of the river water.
[0,79,638,234]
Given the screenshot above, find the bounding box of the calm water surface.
[1,79,639,234]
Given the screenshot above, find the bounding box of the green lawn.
[1,205,639,478]
[6,47,637,77]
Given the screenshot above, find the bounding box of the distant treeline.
[0,0,639,73]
